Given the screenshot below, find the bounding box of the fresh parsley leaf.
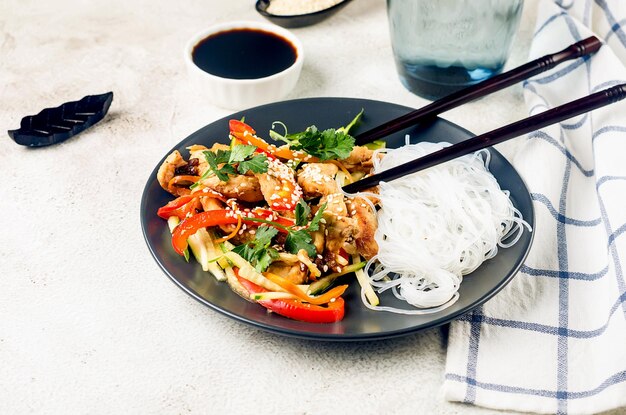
[200,147,268,182]
[229,144,256,164]
[285,229,316,257]
[256,248,279,273]
[237,153,268,175]
[286,200,326,255]
[203,150,232,182]
[255,225,279,243]
[287,126,355,161]
[294,199,310,227]
[308,203,327,232]
[268,112,363,161]
[208,149,231,164]
[191,150,229,187]
[219,164,237,176]
[231,225,279,272]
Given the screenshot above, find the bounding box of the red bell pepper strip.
[229,119,318,162]
[236,271,345,323]
[255,146,276,161]
[170,209,291,256]
[157,195,200,220]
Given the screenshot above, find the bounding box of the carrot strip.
[263,272,348,305]
[214,215,243,243]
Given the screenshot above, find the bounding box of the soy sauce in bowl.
[184,21,304,109]
[191,28,298,79]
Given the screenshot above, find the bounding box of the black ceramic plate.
[255,0,352,28]
[140,97,534,341]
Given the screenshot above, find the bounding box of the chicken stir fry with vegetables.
[156,113,381,323]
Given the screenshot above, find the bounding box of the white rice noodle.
[346,139,531,315]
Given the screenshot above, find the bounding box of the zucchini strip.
[308,261,365,295]
[224,251,285,293]
[353,255,379,306]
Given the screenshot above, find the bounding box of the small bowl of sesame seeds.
[255,0,353,29]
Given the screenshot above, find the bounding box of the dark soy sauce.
[192,28,297,80]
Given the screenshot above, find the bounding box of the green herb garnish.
[232,225,279,272]
[237,152,268,175]
[232,201,328,270]
[191,145,269,187]
[308,203,326,232]
[228,144,257,164]
[285,229,315,257]
[268,110,364,161]
[294,199,310,227]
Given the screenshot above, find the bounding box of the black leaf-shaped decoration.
[8,92,114,147]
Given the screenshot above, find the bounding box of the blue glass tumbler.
[387,0,524,100]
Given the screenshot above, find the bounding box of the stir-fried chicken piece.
[342,146,374,172]
[256,157,302,211]
[198,174,263,203]
[322,193,348,217]
[157,150,190,196]
[347,197,378,260]
[310,230,325,254]
[256,170,301,210]
[297,163,339,197]
[319,193,358,270]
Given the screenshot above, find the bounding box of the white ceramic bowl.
[184,20,304,110]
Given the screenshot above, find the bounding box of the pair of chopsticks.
[342,36,626,194]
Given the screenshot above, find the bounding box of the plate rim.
[140,96,535,341]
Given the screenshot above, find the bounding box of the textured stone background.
[4,1,618,414]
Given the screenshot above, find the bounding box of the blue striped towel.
[443,0,626,414]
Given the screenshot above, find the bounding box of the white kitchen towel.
[443,0,626,414]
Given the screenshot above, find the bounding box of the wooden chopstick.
[342,83,626,193]
[354,36,603,146]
